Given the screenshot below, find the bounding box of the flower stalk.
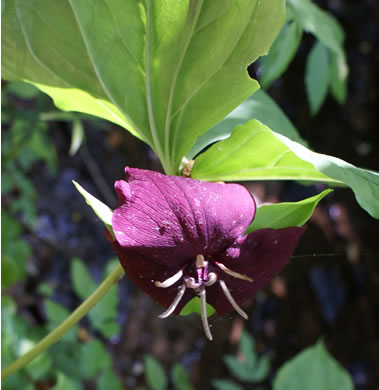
[1,264,125,381]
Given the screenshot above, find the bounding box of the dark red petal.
[108,236,194,313]
[206,227,305,316]
[112,167,255,267]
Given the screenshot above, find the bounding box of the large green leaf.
[2,0,285,174]
[273,340,353,390]
[192,120,335,183]
[192,120,379,219]
[305,41,330,115]
[274,132,379,219]
[247,189,332,233]
[187,89,307,160]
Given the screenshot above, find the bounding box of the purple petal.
[106,231,193,312]
[112,167,255,267]
[206,227,305,316]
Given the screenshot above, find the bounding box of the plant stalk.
[1,264,125,381]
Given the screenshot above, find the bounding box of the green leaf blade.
[305,41,330,115]
[144,355,168,390]
[192,120,336,183]
[273,340,354,390]
[3,0,286,173]
[274,132,379,219]
[188,89,307,160]
[247,189,333,233]
[260,19,303,88]
[73,180,114,236]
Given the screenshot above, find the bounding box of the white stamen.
[204,272,217,286]
[196,254,206,268]
[158,283,186,318]
[185,277,202,289]
[199,286,213,340]
[219,280,248,320]
[215,262,253,283]
[155,269,183,288]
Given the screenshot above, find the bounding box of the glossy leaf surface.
[192,120,379,219]
[247,189,332,233]
[192,120,334,183]
[2,0,285,173]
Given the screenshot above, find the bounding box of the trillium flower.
[107,167,304,340]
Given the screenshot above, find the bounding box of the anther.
[196,254,206,268]
[219,280,248,320]
[155,269,183,288]
[214,262,253,282]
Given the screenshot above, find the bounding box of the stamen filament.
[155,269,183,288]
[158,283,186,318]
[199,286,213,341]
[219,280,248,320]
[215,262,253,283]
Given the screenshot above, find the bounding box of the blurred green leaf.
[273,340,354,390]
[1,212,31,287]
[305,41,330,115]
[251,355,271,382]
[69,118,85,156]
[52,372,80,390]
[288,0,346,61]
[37,282,54,297]
[80,339,112,379]
[329,50,347,104]
[25,348,52,380]
[260,19,303,88]
[70,258,120,338]
[179,297,215,317]
[246,189,332,233]
[212,379,244,390]
[223,356,251,382]
[73,181,114,236]
[288,0,348,103]
[98,369,123,390]
[71,258,96,299]
[144,355,168,390]
[45,300,77,342]
[6,81,40,99]
[239,331,257,369]
[172,363,195,390]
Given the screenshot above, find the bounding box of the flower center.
[154,254,253,341]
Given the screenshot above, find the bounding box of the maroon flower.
[107,167,304,339]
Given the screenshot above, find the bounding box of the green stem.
[1,264,125,381]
